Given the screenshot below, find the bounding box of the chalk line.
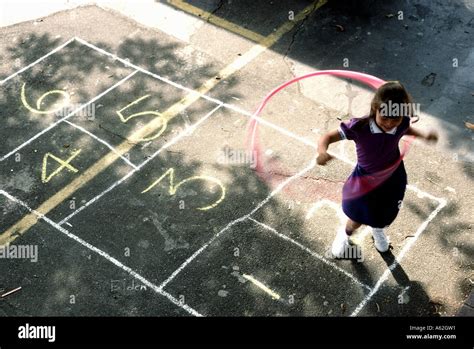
[249,217,373,292]
[0,70,139,162]
[242,274,281,300]
[58,103,223,225]
[350,197,447,316]
[0,38,75,85]
[64,120,139,170]
[0,189,202,317]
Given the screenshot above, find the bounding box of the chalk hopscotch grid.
[1,39,333,317]
[0,189,202,317]
[49,40,332,315]
[0,38,227,316]
[248,217,373,292]
[1,36,316,164]
[0,37,449,316]
[0,129,315,317]
[0,98,223,316]
[0,37,289,318]
[0,70,140,162]
[58,103,223,225]
[63,120,139,169]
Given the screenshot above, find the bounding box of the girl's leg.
[345,219,362,235]
[332,219,362,258]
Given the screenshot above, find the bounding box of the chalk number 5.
[116,95,167,142]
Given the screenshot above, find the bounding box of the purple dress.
[338,116,410,228]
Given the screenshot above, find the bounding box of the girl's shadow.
[380,250,440,316]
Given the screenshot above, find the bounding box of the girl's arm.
[405,126,438,143]
[317,129,342,165]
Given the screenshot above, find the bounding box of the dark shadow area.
[406,200,473,313]
[0,32,242,315]
[379,251,439,316]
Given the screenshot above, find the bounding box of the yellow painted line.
[0,0,327,246]
[168,0,265,42]
[185,0,327,98]
[243,274,281,300]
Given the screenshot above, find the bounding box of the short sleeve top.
[338,116,410,173]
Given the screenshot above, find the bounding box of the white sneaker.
[331,227,350,258]
[372,228,389,252]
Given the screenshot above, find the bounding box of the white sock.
[372,227,389,252]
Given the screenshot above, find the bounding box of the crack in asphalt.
[254,168,345,184]
[209,0,225,19]
[98,124,139,145]
[282,4,319,93]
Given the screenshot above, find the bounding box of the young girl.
[317,81,438,258]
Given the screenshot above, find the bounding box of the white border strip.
[0,70,139,162]
[58,103,223,225]
[249,217,373,292]
[350,197,447,316]
[0,38,75,85]
[0,189,202,317]
[64,120,139,169]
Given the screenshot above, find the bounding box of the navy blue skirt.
[342,161,407,228]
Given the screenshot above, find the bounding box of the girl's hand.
[317,152,333,165]
[425,130,439,143]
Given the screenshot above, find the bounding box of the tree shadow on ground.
[0,30,447,317]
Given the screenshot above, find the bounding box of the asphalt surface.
[0,0,472,317]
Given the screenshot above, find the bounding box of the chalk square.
[67,71,221,167]
[0,40,135,160]
[0,208,189,316]
[0,122,135,223]
[63,108,315,286]
[163,219,370,316]
[251,181,443,290]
